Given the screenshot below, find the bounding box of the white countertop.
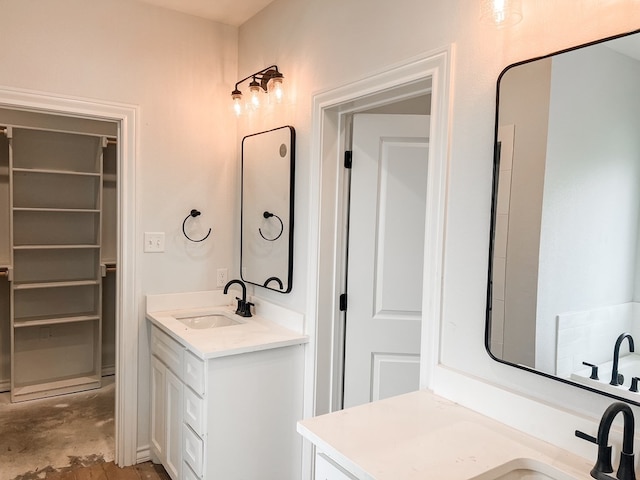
[298,390,593,480]
[146,304,308,360]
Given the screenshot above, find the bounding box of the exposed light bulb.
[231,90,243,116]
[249,78,261,110]
[481,0,522,27]
[270,76,284,104]
[233,97,242,116]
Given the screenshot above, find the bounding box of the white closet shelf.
[12,375,101,402]
[12,167,100,177]
[13,207,100,213]
[13,244,99,250]
[14,279,100,290]
[14,314,100,328]
[8,125,105,403]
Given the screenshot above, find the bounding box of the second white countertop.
[298,390,593,480]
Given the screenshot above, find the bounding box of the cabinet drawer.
[315,453,358,480]
[183,350,205,396]
[183,424,204,477]
[183,386,205,436]
[151,326,183,375]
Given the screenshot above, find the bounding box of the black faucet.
[576,402,636,480]
[611,333,635,386]
[223,279,253,317]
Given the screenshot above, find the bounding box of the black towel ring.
[259,211,284,242]
[182,209,212,242]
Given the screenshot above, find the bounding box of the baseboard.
[136,445,152,464]
[0,367,115,394]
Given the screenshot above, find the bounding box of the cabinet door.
[165,368,183,480]
[150,356,166,463]
[315,454,358,480]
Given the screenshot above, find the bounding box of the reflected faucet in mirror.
[576,402,636,480]
[611,334,635,386]
[223,279,253,317]
[263,276,284,290]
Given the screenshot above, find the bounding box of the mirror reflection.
[241,126,295,293]
[487,29,640,404]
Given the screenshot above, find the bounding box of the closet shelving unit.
[7,126,106,402]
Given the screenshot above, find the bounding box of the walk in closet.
[0,109,117,402]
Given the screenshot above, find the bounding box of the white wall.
[238,0,640,446]
[0,0,238,452]
[537,45,640,373]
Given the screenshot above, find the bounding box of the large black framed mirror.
[241,126,295,293]
[487,28,640,405]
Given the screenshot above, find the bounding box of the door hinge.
[339,293,348,311]
[344,151,352,169]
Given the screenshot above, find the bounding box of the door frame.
[0,85,139,466]
[305,46,452,429]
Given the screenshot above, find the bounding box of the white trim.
[0,86,139,466]
[304,46,452,479]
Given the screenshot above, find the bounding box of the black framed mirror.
[241,126,295,293]
[487,28,640,405]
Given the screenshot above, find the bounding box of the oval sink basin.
[175,313,244,329]
[470,458,580,480]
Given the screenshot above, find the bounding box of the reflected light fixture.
[480,0,522,27]
[231,65,284,116]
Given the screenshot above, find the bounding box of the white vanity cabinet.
[150,322,305,480]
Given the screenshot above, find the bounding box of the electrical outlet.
[144,232,165,253]
[217,268,228,287]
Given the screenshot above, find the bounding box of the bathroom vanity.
[298,391,592,480]
[146,291,308,480]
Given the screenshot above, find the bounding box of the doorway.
[305,49,451,428]
[0,88,139,467]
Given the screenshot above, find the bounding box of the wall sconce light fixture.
[481,0,522,27]
[231,65,284,116]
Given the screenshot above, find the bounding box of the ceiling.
[135,0,276,26]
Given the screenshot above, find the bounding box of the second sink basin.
[470,458,579,480]
[175,312,244,329]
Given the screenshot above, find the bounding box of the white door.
[343,113,429,409]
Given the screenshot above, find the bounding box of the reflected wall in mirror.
[241,126,295,293]
[487,29,640,405]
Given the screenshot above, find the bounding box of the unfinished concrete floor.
[0,377,116,480]
[16,461,171,480]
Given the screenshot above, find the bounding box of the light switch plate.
[144,232,165,252]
